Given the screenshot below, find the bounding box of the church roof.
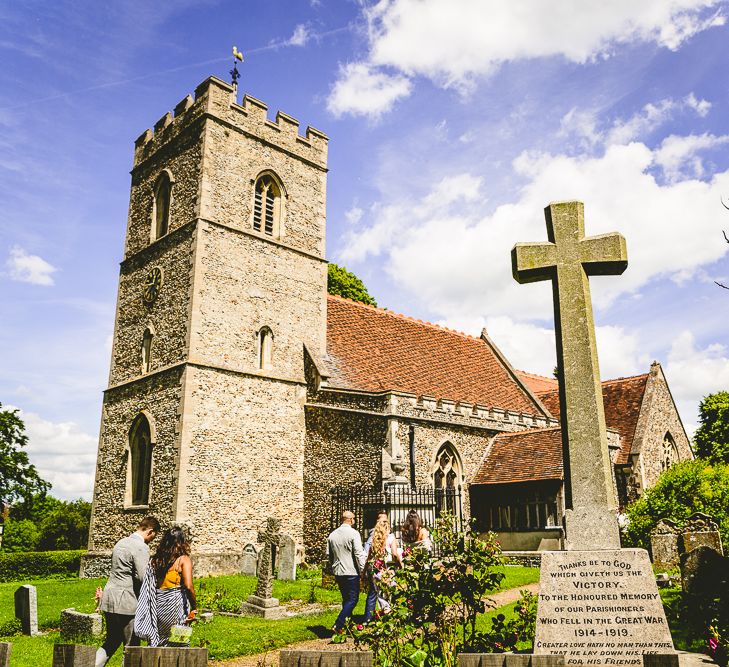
[472,427,563,484]
[325,295,546,415]
[530,373,649,466]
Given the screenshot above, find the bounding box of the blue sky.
[1,0,728,499]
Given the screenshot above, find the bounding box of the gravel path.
[217,583,540,666]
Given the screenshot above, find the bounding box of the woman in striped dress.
[134,527,197,647]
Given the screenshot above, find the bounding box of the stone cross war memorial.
[512,201,674,666]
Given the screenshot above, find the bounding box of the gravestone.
[680,545,728,597]
[280,650,374,666]
[513,202,674,665]
[13,584,38,635]
[241,542,259,576]
[124,646,209,666]
[650,520,680,571]
[277,533,297,580]
[60,608,103,642]
[240,517,286,619]
[679,512,723,556]
[0,642,11,667]
[52,644,96,667]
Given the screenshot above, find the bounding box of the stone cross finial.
[512,201,627,550]
[255,517,283,599]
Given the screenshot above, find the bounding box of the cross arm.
[579,232,628,276]
[511,242,558,284]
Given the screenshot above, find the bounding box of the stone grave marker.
[241,542,259,576]
[60,608,103,643]
[513,202,674,665]
[0,642,11,667]
[680,545,728,597]
[280,650,374,666]
[679,512,723,556]
[277,533,297,580]
[13,584,38,635]
[52,644,96,667]
[650,520,680,571]
[124,646,209,666]
[240,517,286,619]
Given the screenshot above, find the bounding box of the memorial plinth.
[534,550,674,666]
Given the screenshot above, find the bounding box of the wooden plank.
[51,644,96,667]
[504,655,530,667]
[124,646,208,667]
[530,656,565,667]
[643,655,679,667]
[458,655,484,667]
[341,654,373,666]
[0,642,11,667]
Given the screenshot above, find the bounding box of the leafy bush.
[0,550,84,582]
[1,518,41,552]
[622,459,729,551]
[694,391,729,464]
[327,263,377,306]
[36,499,91,551]
[344,517,535,666]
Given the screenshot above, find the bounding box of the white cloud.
[329,0,724,116]
[654,133,729,182]
[287,24,310,47]
[665,331,729,433]
[327,62,412,118]
[345,205,363,225]
[5,245,57,286]
[10,407,97,500]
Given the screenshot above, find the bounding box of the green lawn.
[0,567,540,666]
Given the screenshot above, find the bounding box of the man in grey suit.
[95,516,160,667]
[327,510,366,633]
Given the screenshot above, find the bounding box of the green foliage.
[0,549,84,582]
[327,263,377,306]
[694,391,729,464]
[347,517,535,666]
[1,518,40,552]
[36,499,91,550]
[622,459,729,550]
[0,403,50,507]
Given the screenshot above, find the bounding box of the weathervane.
[231,46,244,93]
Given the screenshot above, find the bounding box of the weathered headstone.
[124,646,209,666]
[59,608,103,643]
[52,644,96,667]
[240,517,286,619]
[277,533,297,580]
[513,202,674,665]
[650,520,680,571]
[0,642,11,667]
[280,650,374,666]
[680,545,728,597]
[13,584,38,635]
[679,512,723,556]
[241,542,259,576]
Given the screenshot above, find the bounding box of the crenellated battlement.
[133,76,328,169]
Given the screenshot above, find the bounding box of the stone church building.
[83,76,692,576]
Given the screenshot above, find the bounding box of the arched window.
[252,174,283,237]
[432,442,462,519]
[258,326,273,370]
[152,171,172,240]
[129,414,153,506]
[141,328,153,374]
[661,432,679,472]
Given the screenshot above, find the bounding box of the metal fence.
[330,482,464,546]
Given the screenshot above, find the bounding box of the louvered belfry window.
[252,175,280,236]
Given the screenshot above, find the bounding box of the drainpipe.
[409,424,416,489]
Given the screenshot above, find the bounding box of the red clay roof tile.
[325,295,545,415]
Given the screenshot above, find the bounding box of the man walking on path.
[327,510,365,633]
[95,516,160,666]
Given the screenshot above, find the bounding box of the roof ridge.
[326,293,482,342]
[517,370,557,382]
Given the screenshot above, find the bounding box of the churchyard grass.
[0,567,538,665]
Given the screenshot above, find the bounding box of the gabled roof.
[534,374,649,466]
[325,295,546,415]
[472,427,563,485]
[517,370,558,394]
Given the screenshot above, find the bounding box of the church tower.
[83,77,328,575]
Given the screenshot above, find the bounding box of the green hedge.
[0,550,84,582]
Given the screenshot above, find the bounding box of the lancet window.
[258,326,273,370]
[252,174,283,237]
[141,328,153,374]
[153,171,172,240]
[129,414,153,506]
[661,432,679,472]
[432,442,462,519]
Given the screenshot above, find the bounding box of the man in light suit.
[95,516,160,667]
[327,510,366,633]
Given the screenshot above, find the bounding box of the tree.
[327,263,377,306]
[37,499,92,550]
[0,403,50,508]
[694,391,729,464]
[622,459,729,551]
[1,518,40,552]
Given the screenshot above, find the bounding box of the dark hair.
[401,510,422,544]
[138,516,160,533]
[150,527,190,586]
